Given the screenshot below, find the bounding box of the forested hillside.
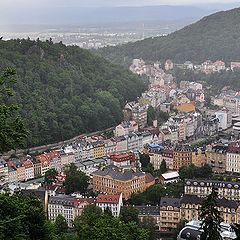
[0,39,146,147]
[98,7,240,65]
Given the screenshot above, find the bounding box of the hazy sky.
[0,0,239,8]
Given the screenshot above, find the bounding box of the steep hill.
[98,7,240,65]
[0,39,146,147]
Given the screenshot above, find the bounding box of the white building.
[0,159,9,185]
[8,167,17,183]
[177,220,236,240]
[22,159,34,181]
[96,193,123,217]
[150,152,163,170]
[160,172,179,184]
[215,109,232,130]
[115,121,138,137]
[226,151,240,173]
[48,195,75,227]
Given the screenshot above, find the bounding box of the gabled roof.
[160,197,180,207]
[96,193,121,204]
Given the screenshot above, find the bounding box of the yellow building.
[173,145,192,170]
[159,197,181,231]
[180,195,238,224]
[92,165,155,200]
[92,141,106,159]
[192,149,206,167]
[206,146,227,173]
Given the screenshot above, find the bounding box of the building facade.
[92,165,154,200]
[173,145,192,171]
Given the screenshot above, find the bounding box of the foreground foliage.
[200,188,223,240]
[0,68,28,153]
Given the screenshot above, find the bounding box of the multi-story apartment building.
[115,121,138,137]
[184,179,240,201]
[173,145,192,171]
[92,165,155,200]
[192,149,206,167]
[110,152,135,168]
[115,136,128,152]
[124,101,148,127]
[8,159,25,182]
[48,195,75,226]
[131,104,148,128]
[135,206,160,230]
[226,147,240,173]
[160,197,181,231]
[32,158,42,178]
[96,193,123,217]
[104,139,117,156]
[8,167,17,183]
[150,151,163,170]
[162,149,174,170]
[180,195,238,224]
[22,159,34,181]
[60,151,75,166]
[127,132,142,151]
[92,141,106,159]
[0,159,9,184]
[206,145,227,173]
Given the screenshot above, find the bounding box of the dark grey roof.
[180,227,202,240]
[185,179,240,190]
[92,165,145,181]
[181,195,238,209]
[21,188,46,203]
[49,195,74,206]
[175,144,192,152]
[82,160,95,166]
[134,206,160,216]
[160,197,180,207]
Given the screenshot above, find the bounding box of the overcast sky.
[0,0,239,26]
[0,0,239,8]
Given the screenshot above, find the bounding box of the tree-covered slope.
[0,39,146,147]
[98,7,240,65]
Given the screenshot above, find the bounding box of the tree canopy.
[73,205,149,240]
[179,164,212,181]
[0,192,50,240]
[0,68,28,153]
[0,38,147,147]
[44,168,58,185]
[64,163,89,194]
[200,188,223,240]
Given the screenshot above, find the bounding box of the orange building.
[92,165,155,200]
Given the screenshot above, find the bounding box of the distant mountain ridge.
[97,7,240,65]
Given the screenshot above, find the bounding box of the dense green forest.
[0,39,146,147]
[171,67,240,93]
[97,7,240,65]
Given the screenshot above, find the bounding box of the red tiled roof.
[36,151,60,165]
[74,198,95,208]
[22,159,33,168]
[96,193,121,204]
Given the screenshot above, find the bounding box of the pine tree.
[199,188,223,240]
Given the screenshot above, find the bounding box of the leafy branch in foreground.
[0,68,28,153]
